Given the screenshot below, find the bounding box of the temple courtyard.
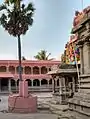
[0,93,58,119]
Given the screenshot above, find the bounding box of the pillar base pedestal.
[8,81,37,113]
[52,92,68,105]
[8,94,37,113]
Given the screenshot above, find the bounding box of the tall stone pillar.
[53,79,55,93]
[79,45,84,74]
[83,41,90,74]
[31,79,33,87]
[40,79,41,86]
[52,76,56,93]
[39,67,41,74]
[72,77,75,93]
[31,67,33,74]
[59,77,63,94]
[15,80,17,92]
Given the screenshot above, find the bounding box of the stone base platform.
[52,93,68,105]
[68,92,90,119]
[8,94,37,113]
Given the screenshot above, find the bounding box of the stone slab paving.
[0,112,58,119]
[0,93,58,119]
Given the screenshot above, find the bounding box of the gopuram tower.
[68,7,90,119]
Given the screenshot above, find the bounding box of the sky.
[0,0,90,60]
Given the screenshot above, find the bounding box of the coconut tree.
[34,50,54,60]
[0,0,35,81]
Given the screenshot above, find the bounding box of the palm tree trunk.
[18,35,22,81]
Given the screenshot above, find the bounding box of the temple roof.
[48,64,78,75]
[47,68,77,75]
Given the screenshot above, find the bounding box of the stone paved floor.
[0,112,57,119]
[0,93,58,119]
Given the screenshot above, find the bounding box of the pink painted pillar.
[19,81,28,97]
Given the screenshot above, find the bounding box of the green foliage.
[34,50,54,60]
[0,1,35,37]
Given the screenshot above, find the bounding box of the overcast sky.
[0,0,90,60]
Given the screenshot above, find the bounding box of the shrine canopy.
[47,64,77,76]
[73,6,90,27]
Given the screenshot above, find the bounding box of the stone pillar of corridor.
[15,80,18,93]
[31,67,33,74]
[72,77,75,93]
[8,79,11,93]
[52,76,57,93]
[59,76,65,104]
[40,79,41,87]
[39,66,41,74]
[52,78,54,93]
[31,79,33,87]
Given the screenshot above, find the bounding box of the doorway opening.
[1,78,9,91]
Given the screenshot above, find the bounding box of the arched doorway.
[11,79,15,86]
[24,67,31,74]
[41,66,47,74]
[11,79,16,91]
[9,66,15,74]
[33,79,40,86]
[0,66,7,72]
[1,78,8,91]
[26,79,32,86]
[33,66,39,74]
[41,79,48,85]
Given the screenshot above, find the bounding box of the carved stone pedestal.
[8,81,37,113]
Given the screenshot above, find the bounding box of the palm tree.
[34,50,54,60]
[0,0,35,81]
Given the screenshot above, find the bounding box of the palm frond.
[0,4,11,13]
[34,50,52,60]
[0,4,7,11]
[46,53,51,59]
[0,14,7,27]
[34,55,42,60]
[26,3,35,12]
